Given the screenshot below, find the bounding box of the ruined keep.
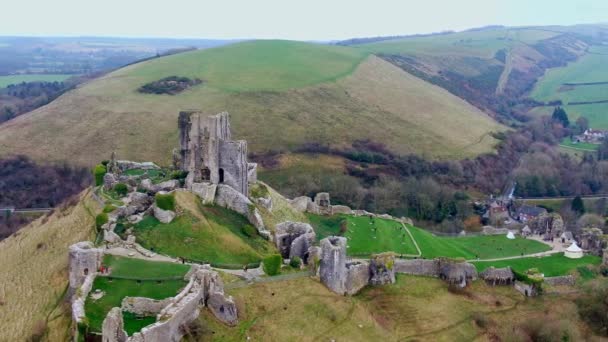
[178,111,257,197]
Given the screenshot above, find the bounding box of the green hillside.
[0,40,505,166]
[530,45,608,129]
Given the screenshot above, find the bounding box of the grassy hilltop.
[0,40,505,165]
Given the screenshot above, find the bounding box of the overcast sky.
[1,0,607,40]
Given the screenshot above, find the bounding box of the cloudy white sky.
[1,0,607,40]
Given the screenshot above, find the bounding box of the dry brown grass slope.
[0,42,505,166]
[0,190,98,341]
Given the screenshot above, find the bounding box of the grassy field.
[307,214,418,256]
[560,136,599,151]
[357,27,557,59]
[408,226,551,259]
[0,74,74,88]
[133,192,275,266]
[0,41,505,166]
[472,253,602,277]
[0,190,98,341]
[102,254,190,279]
[194,274,592,341]
[306,214,549,259]
[84,277,186,334]
[518,197,608,215]
[530,45,608,129]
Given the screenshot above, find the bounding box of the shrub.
[95,213,108,230]
[102,204,117,213]
[100,160,110,166]
[263,254,282,276]
[155,193,175,211]
[289,256,301,269]
[93,164,107,186]
[241,224,257,237]
[170,170,188,180]
[113,183,128,197]
[576,280,608,336]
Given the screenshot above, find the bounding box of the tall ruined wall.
[219,140,249,196]
[319,236,347,294]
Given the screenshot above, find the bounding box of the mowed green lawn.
[85,256,189,334]
[0,74,74,87]
[133,204,275,266]
[308,214,418,256]
[473,253,602,277]
[308,214,550,259]
[102,254,190,279]
[408,226,551,259]
[85,277,186,335]
[129,40,369,92]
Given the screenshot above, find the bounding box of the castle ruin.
[177,111,257,197]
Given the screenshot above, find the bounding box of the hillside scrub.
[0,155,90,240]
[263,254,282,276]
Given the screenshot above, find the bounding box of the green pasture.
[0,74,74,88]
[473,253,602,277]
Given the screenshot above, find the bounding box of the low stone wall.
[394,259,440,277]
[121,297,172,316]
[544,275,576,286]
[345,261,370,295]
[71,273,97,323]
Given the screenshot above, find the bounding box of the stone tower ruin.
[68,241,103,295]
[178,111,257,197]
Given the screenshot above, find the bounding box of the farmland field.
[0,74,74,88]
[560,136,599,151]
[530,45,608,129]
[473,253,602,277]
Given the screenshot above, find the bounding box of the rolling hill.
[0,40,505,166]
[349,25,607,122]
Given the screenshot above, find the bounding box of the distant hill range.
[1,24,608,167]
[0,39,505,166]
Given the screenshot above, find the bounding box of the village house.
[516,205,547,223]
[575,129,607,144]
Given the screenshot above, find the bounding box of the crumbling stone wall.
[578,228,606,256]
[514,281,539,297]
[544,275,575,286]
[603,249,608,266]
[215,184,270,239]
[345,261,370,295]
[369,253,396,285]
[121,297,172,316]
[102,307,128,342]
[275,221,315,260]
[393,259,440,276]
[314,193,331,214]
[102,267,237,342]
[68,241,103,295]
